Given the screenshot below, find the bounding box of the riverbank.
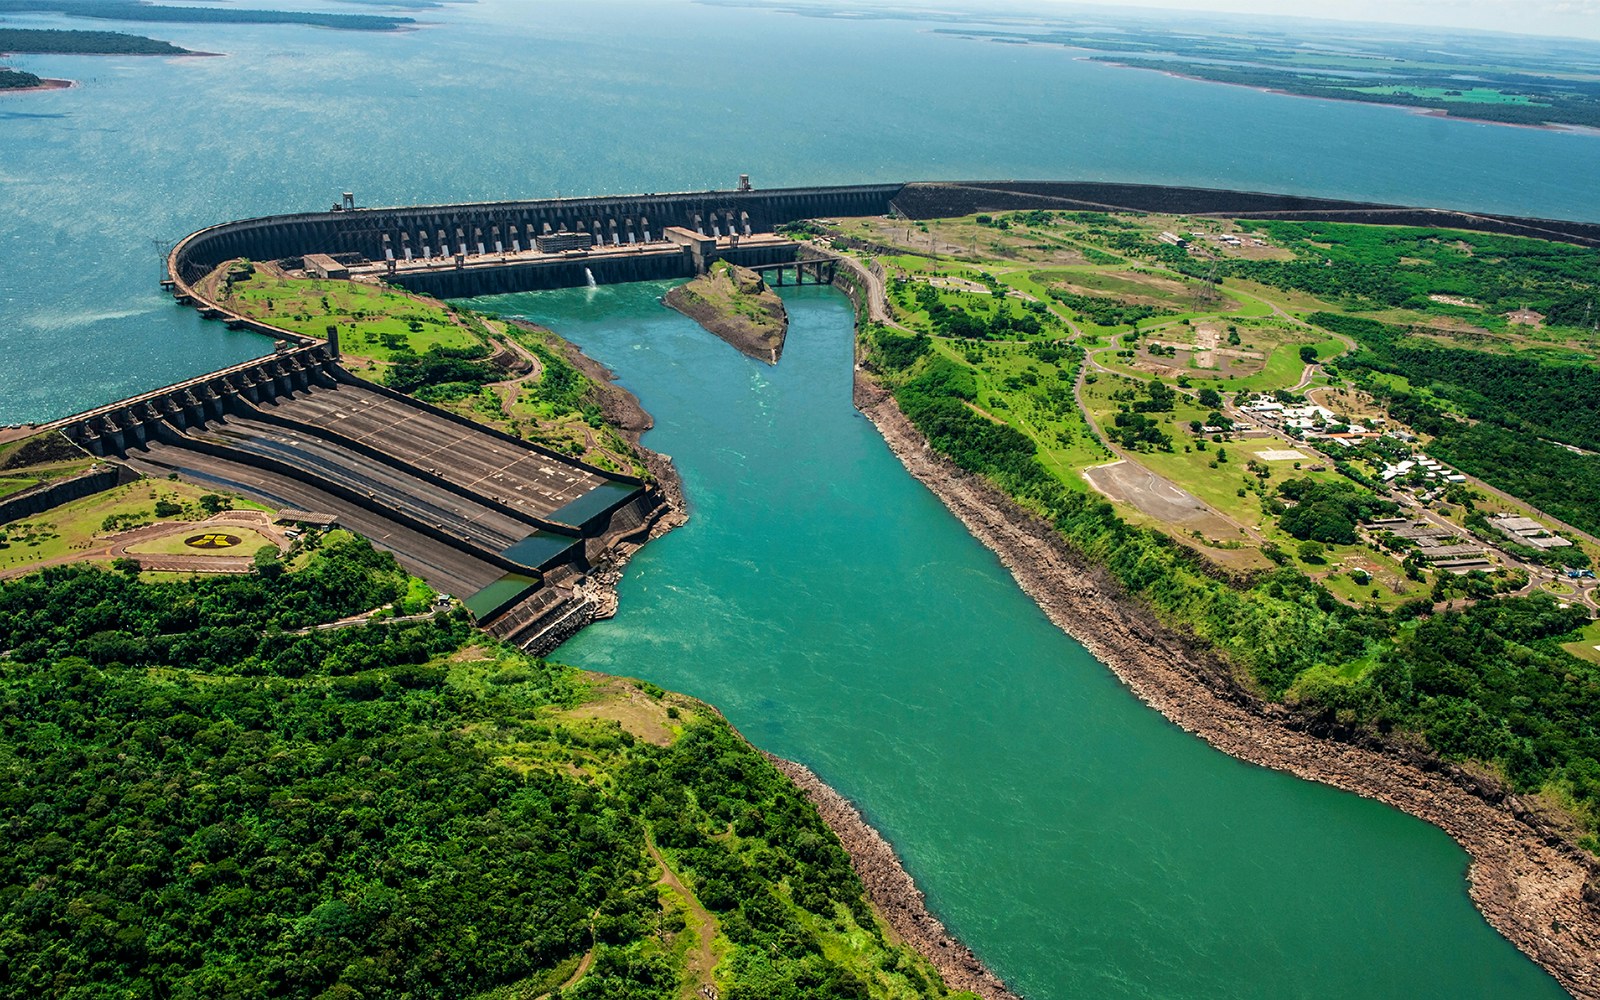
[532,318,687,530]
[766,753,1022,1000]
[663,261,789,364]
[527,319,688,627]
[538,315,1027,999]
[851,371,1600,1000]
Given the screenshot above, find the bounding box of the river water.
[2,1,1593,996]
[465,283,1564,1000]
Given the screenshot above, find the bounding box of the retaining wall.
[0,465,132,526]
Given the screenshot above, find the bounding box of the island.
[0,1,414,31]
[664,259,790,363]
[0,28,193,56]
[0,67,54,91]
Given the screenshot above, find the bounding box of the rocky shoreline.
[504,322,687,651]
[765,753,1022,1000]
[537,320,1030,997]
[851,372,1600,1000]
[543,323,688,532]
[664,262,789,364]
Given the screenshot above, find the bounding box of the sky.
[1048,0,1600,40]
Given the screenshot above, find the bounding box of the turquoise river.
[2,0,1596,996]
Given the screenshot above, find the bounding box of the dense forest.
[1048,290,1170,329]
[1275,477,1398,545]
[0,28,188,55]
[0,538,952,999]
[0,67,43,89]
[864,328,1600,849]
[1092,59,1600,129]
[1226,223,1600,323]
[1311,312,1600,453]
[0,1,412,30]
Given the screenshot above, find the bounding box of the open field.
[205,264,484,363]
[1561,623,1600,666]
[0,480,271,576]
[1083,459,1240,538]
[125,524,277,557]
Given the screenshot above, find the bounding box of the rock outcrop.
[664,262,789,364]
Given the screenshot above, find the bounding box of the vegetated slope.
[0,28,189,55]
[860,310,1600,852]
[664,261,790,363]
[0,536,955,1000]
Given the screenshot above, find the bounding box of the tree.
[254,545,284,579]
[1198,387,1222,408]
[1299,345,1319,364]
[1298,540,1326,563]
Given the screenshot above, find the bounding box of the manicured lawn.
[0,481,268,574]
[126,525,278,557]
[223,273,482,362]
[1561,622,1600,666]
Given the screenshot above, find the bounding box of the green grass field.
[1561,621,1600,666]
[0,481,270,575]
[0,477,37,499]
[223,272,482,362]
[1347,85,1540,105]
[125,525,278,558]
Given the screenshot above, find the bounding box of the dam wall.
[169,183,903,288]
[56,345,339,457]
[386,240,800,299]
[0,464,133,526]
[167,180,1600,316]
[892,181,1600,248]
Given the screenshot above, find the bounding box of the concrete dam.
[51,344,659,647]
[23,177,1600,648]
[166,179,1600,312]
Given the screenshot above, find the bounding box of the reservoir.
[2,0,1595,995]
